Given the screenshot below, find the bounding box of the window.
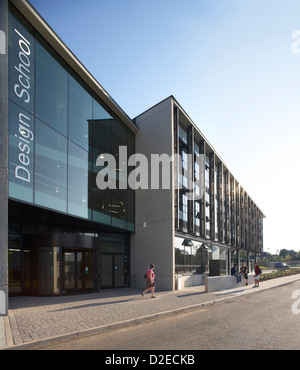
[8,101,34,203]
[92,100,113,158]
[35,120,67,212]
[36,37,68,135]
[179,192,188,222]
[69,75,92,151]
[68,141,89,218]
[180,149,188,189]
[175,237,212,274]
[178,124,187,144]
[8,7,135,232]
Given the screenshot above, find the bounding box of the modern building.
[131,97,265,291]
[0,0,138,315]
[0,0,265,315]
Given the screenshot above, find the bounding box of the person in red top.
[141,264,156,298]
[254,262,261,287]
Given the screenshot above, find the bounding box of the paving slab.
[2,274,300,350]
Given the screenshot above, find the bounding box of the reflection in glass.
[39,247,60,295]
[82,251,94,290]
[91,155,112,225]
[100,234,126,253]
[114,255,125,287]
[35,120,67,212]
[36,37,68,135]
[64,252,75,290]
[8,235,21,295]
[63,250,95,292]
[175,236,212,274]
[8,8,135,232]
[68,141,89,218]
[101,255,113,287]
[69,75,92,151]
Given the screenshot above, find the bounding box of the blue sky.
[29,0,300,254]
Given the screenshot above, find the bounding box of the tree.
[279,249,289,258]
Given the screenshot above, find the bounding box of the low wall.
[205,274,255,293]
[180,274,205,288]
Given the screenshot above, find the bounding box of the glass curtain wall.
[205,155,210,238]
[178,125,188,232]
[175,237,229,275]
[8,6,134,232]
[175,237,211,274]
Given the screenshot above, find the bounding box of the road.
[39,281,300,350]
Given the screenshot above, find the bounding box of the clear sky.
[29,0,300,254]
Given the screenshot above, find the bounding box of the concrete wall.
[130,98,175,291]
[205,275,255,293]
[177,274,206,289]
[0,0,8,315]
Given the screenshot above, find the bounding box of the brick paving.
[2,274,300,349]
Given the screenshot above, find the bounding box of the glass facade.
[8,202,131,296]
[175,236,229,275]
[8,6,135,232]
[174,105,264,278]
[6,5,135,296]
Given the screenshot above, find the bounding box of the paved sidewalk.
[1,274,300,350]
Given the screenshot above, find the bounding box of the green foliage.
[260,268,300,282]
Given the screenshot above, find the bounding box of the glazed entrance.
[63,248,94,294]
[8,230,130,296]
[20,234,100,296]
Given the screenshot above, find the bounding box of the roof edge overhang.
[11,0,139,135]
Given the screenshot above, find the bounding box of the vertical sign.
[8,14,34,203]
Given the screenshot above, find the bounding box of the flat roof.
[11,0,139,135]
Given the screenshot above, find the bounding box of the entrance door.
[114,254,125,287]
[63,249,94,293]
[100,254,125,288]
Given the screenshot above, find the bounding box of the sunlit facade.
[0,0,137,312]
[132,97,265,290]
[0,0,265,315]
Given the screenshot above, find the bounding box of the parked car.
[274,262,290,269]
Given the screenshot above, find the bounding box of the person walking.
[254,262,261,287]
[141,264,156,298]
[240,263,248,286]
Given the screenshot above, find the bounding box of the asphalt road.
[39,280,300,350]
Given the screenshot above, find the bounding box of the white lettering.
[128,153,148,190]
[96,146,205,197]
[149,354,194,365]
[13,28,31,104]
[12,29,34,184]
[19,40,31,56]
[105,355,139,368]
[14,63,30,80]
[292,290,300,314]
[14,28,31,46]
[15,166,30,182]
[14,84,30,103]
[13,112,33,183]
[95,154,117,190]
